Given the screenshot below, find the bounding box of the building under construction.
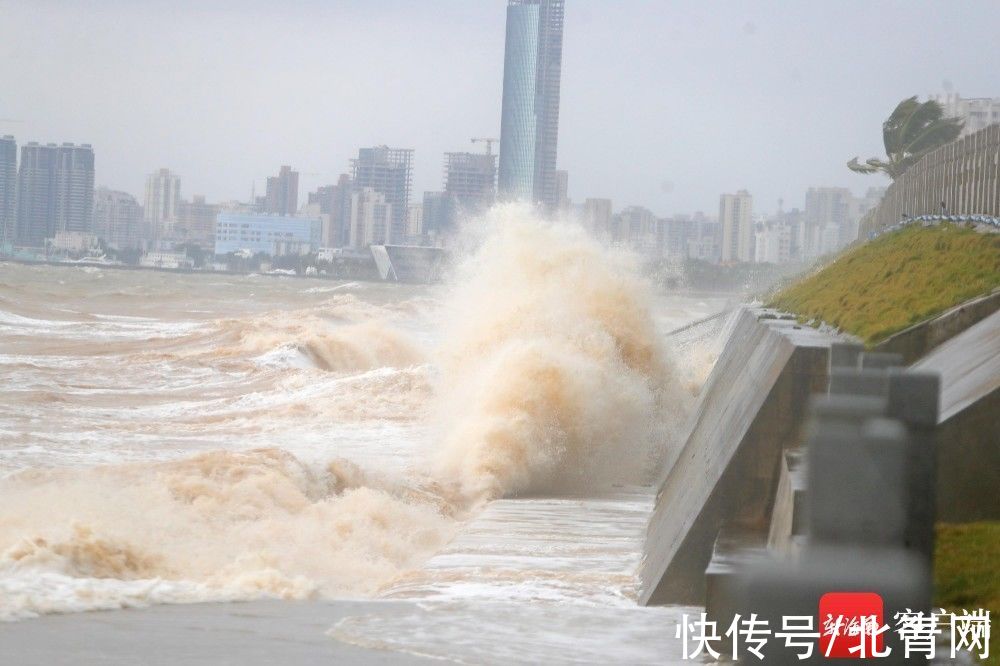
[444,151,497,217]
[351,146,413,242]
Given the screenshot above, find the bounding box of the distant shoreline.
[0,255,753,297]
[0,256,383,283]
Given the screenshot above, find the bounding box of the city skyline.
[3,1,1000,217]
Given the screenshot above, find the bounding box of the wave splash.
[433,204,687,502]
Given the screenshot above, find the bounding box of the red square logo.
[819,592,886,658]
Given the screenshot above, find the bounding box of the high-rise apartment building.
[308,174,353,247]
[929,92,1000,137]
[93,188,143,250]
[265,165,299,216]
[348,187,394,250]
[144,168,181,242]
[0,136,15,248]
[175,195,220,249]
[53,144,95,236]
[444,151,497,216]
[351,146,413,242]
[15,142,95,248]
[719,190,753,263]
[497,0,565,210]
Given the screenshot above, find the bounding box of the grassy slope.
[769,224,1000,345]
[935,523,999,664]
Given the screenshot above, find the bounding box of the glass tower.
[497,0,564,211]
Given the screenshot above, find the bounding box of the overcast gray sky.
[2,0,998,216]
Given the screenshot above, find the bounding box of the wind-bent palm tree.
[848,96,964,180]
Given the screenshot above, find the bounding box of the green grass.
[935,522,1000,664]
[768,224,1000,345]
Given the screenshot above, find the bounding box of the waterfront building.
[49,231,99,254]
[930,92,1000,137]
[213,212,320,257]
[93,188,143,250]
[444,151,496,218]
[497,0,565,210]
[351,146,413,242]
[144,168,181,242]
[0,136,15,249]
[347,187,394,250]
[264,165,299,216]
[140,251,193,269]
[308,174,353,247]
[175,195,220,249]
[407,203,424,240]
[719,190,753,263]
[15,142,95,248]
[421,191,454,245]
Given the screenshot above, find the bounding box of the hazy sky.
[2,0,998,216]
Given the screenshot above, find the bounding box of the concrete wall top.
[876,290,1000,365]
[913,308,1000,422]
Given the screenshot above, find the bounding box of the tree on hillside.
[847,96,964,180]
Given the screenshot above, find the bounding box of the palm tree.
[848,96,964,180]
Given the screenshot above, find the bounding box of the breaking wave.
[0,450,454,620]
[432,204,688,502]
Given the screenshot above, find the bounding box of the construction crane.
[471,137,499,157]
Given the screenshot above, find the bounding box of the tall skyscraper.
[14,142,95,248]
[351,146,413,242]
[93,188,143,250]
[144,168,181,242]
[0,136,15,248]
[719,190,753,263]
[497,0,565,210]
[265,165,299,216]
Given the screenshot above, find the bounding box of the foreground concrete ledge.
[640,306,843,605]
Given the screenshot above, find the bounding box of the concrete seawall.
[640,307,839,605]
[914,308,1000,521]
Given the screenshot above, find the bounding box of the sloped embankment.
[769,224,1000,345]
